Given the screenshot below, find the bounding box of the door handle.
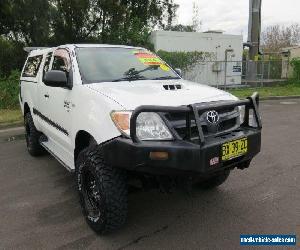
[44,94,49,98]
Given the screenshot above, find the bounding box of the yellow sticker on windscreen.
[134,51,162,66]
[160,64,170,71]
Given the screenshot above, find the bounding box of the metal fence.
[242,60,287,80]
[183,60,287,88]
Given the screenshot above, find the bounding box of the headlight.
[111,111,173,141]
[136,112,173,140]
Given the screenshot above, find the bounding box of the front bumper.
[102,93,262,176]
[102,128,261,176]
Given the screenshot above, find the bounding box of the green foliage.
[290,57,300,80]
[0,37,26,77]
[157,50,215,72]
[0,0,177,46]
[106,17,154,49]
[0,0,53,45]
[0,70,20,109]
[0,0,13,35]
[0,109,23,126]
[0,0,177,74]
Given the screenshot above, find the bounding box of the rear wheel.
[24,112,43,156]
[198,170,230,189]
[76,146,128,234]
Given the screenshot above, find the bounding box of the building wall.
[290,48,300,58]
[281,47,300,78]
[150,31,243,86]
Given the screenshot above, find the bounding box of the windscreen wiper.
[151,76,181,80]
[112,75,147,82]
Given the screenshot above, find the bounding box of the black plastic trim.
[101,128,261,176]
[130,92,262,144]
[33,108,69,136]
[110,93,263,176]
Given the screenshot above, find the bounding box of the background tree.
[50,0,179,45]
[261,24,300,52]
[167,24,196,32]
[165,1,201,33]
[2,0,53,45]
[0,0,178,76]
[0,0,13,36]
[0,0,178,45]
[192,1,202,32]
[0,37,26,76]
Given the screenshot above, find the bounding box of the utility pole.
[246,0,262,80]
[248,0,262,60]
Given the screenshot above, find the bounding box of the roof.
[24,47,50,53]
[24,44,145,55]
[203,30,224,34]
[72,44,144,49]
[27,47,53,56]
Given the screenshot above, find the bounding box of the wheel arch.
[24,102,30,115]
[74,130,97,163]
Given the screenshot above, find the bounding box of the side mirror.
[174,68,182,77]
[44,70,69,88]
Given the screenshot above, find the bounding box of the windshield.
[76,47,180,83]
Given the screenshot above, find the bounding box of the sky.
[174,0,300,39]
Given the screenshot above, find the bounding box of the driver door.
[40,48,74,157]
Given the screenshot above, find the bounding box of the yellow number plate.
[222,138,248,161]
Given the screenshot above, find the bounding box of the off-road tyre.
[198,170,230,189]
[76,146,128,234]
[24,112,43,156]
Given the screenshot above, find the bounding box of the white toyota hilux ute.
[20,44,262,233]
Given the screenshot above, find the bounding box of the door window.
[52,49,71,73]
[22,55,43,77]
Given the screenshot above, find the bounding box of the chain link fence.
[242,60,287,82]
[183,60,287,88]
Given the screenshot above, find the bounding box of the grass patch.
[0,109,23,128]
[229,84,300,98]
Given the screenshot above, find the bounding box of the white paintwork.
[87,79,237,110]
[40,139,74,171]
[20,44,238,171]
[150,31,243,86]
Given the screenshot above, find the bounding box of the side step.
[39,135,74,172]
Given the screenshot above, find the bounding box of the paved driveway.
[0,99,299,250]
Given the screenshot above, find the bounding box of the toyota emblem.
[206,110,220,124]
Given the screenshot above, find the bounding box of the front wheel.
[76,146,128,234]
[197,170,230,189]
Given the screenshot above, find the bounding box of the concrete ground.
[0,99,299,250]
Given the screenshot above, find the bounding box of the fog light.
[149,152,169,161]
